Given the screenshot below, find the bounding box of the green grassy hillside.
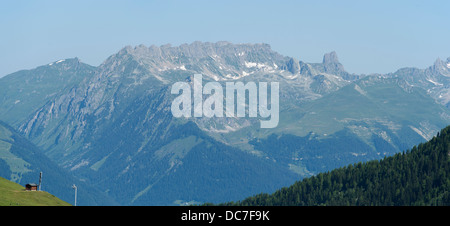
[0,176,71,206]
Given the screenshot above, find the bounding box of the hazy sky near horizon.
[1,0,449,77]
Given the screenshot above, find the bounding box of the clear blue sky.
[1,0,449,77]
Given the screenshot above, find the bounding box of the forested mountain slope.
[218,126,450,206]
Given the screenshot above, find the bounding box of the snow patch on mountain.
[409,125,430,140]
[354,84,367,96]
[426,78,443,86]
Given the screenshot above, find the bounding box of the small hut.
[25,183,38,191]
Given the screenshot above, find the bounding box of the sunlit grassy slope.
[0,176,71,206]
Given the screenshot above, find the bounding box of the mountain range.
[1,41,449,205]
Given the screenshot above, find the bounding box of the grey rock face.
[323,51,340,65]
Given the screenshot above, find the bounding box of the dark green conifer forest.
[213,126,450,206]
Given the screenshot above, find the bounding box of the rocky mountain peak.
[323,51,340,65]
[117,41,276,62]
[321,51,351,79]
[429,57,450,75]
[100,41,290,81]
[434,57,444,67]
